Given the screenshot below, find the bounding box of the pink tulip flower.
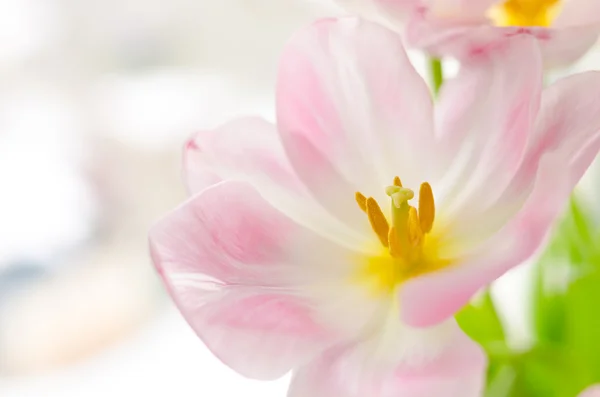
[149,18,600,396]
[337,0,600,67]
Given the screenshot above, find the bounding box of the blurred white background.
[0,0,336,395]
[0,0,599,395]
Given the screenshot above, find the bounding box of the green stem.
[429,58,444,96]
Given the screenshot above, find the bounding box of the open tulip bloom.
[338,0,600,67]
[149,17,600,396]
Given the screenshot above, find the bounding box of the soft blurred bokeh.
[1,0,599,395]
[0,1,339,395]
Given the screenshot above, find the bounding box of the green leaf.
[484,347,575,397]
[517,348,575,397]
[564,270,600,385]
[532,266,568,345]
[457,290,506,351]
[485,364,518,397]
[474,194,600,397]
[532,197,597,346]
[497,194,600,397]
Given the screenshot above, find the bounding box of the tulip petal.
[538,25,600,68]
[402,71,600,327]
[183,117,370,250]
[449,71,600,214]
[405,9,599,69]
[434,33,542,240]
[277,18,436,231]
[288,319,486,397]
[183,117,298,195]
[498,71,600,206]
[341,0,494,26]
[401,153,569,327]
[150,181,386,378]
[378,0,493,23]
[404,13,518,60]
[524,71,600,186]
[426,0,497,19]
[554,0,600,27]
[150,182,338,379]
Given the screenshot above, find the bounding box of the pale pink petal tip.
[149,181,333,380]
[580,385,600,397]
[183,117,300,195]
[289,323,486,397]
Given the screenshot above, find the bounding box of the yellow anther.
[359,179,435,255]
[407,207,423,247]
[353,178,447,295]
[418,182,435,234]
[355,192,367,212]
[490,0,561,27]
[366,197,390,248]
[388,226,401,258]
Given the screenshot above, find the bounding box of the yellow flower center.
[354,177,451,295]
[488,0,562,27]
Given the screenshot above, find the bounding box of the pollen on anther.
[388,226,401,257]
[355,192,367,212]
[393,176,402,187]
[366,197,390,248]
[408,207,423,247]
[419,182,435,233]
